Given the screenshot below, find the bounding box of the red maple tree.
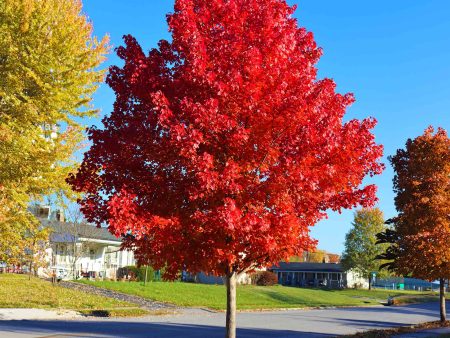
[69,1,383,336]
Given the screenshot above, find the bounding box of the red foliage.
[68,0,383,280]
[327,254,341,264]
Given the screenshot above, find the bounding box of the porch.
[276,270,345,288]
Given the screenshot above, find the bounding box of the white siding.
[37,241,136,280]
[346,270,370,289]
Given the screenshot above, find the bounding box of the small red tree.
[69,1,383,336]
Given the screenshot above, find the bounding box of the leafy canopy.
[341,208,390,279]
[69,0,383,279]
[377,127,450,281]
[0,0,108,262]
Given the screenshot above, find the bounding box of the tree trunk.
[225,271,237,338]
[72,258,76,280]
[72,243,77,280]
[144,266,148,286]
[28,261,32,281]
[368,274,372,290]
[440,278,446,323]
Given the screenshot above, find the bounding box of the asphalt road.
[0,302,446,338]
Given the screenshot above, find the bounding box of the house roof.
[41,220,121,243]
[270,262,345,273]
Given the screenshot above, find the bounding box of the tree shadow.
[341,301,447,316]
[0,320,336,338]
[260,290,312,305]
[0,302,446,337]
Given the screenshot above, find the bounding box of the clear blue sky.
[82,1,450,254]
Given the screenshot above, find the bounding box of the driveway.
[0,302,446,338]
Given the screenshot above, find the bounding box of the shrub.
[252,271,278,286]
[117,266,155,282]
[352,282,364,289]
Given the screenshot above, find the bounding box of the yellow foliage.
[0,0,109,262]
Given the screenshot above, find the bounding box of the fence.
[373,277,440,292]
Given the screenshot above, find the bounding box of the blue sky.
[82,1,450,254]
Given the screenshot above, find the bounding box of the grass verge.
[390,294,439,305]
[75,280,432,311]
[344,320,450,337]
[0,274,148,317]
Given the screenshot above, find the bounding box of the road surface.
[0,302,446,337]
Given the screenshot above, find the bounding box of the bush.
[252,271,278,286]
[352,282,364,289]
[117,266,156,282]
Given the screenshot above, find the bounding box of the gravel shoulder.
[58,280,177,312]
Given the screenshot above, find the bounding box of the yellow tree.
[341,208,390,290]
[0,0,108,263]
[378,127,450,322]
[307,250,327,263]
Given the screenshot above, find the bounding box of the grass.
[390,294,439,305]
[75,280,433,311]
[0,274,148,317]
[344,320,450,337]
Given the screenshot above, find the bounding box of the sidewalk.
[0,308,80,320]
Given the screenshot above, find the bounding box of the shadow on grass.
[258,287,361,307]
[259,290,310,306]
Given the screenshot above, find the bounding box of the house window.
[111,251,118,265]
[127,251,134,266]
[38,206,50,218]
[89,249,95,260]
[56,244,64,256]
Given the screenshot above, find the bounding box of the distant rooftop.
[41,219,121,243]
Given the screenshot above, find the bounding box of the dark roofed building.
[270,262,368,289]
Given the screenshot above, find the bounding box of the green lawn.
[0,274,148,317]
[76,280,432,310]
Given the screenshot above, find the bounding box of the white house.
[34,207,135,280]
